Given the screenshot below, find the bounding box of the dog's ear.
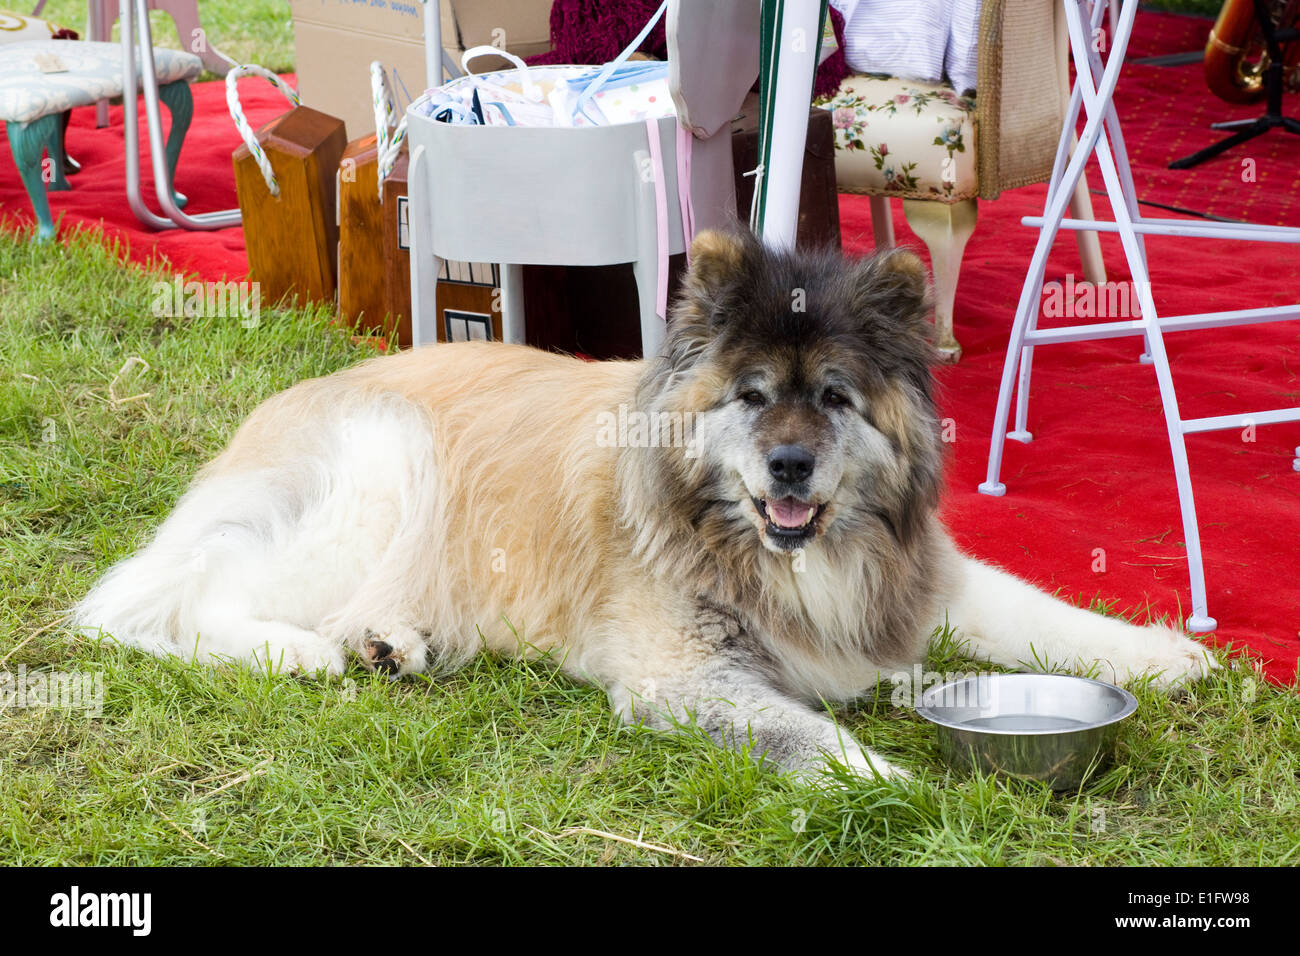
[848,246,933,352]
[854,250,942,545]
[659,230,752,366]
[878,247,928,296]
[843,246,936,401]
[687,230,747,291]
[854,247,930,322]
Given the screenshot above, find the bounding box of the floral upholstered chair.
[818,0,1105,360]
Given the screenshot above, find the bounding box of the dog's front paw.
[1110,624,1219,689]
[361,626,429,677]
[804,745,912,787]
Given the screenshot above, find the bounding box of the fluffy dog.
[75,230,1215,779]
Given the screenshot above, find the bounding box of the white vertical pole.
[423,0,443,90]
[499,264,527,344]
[760,0,820,251]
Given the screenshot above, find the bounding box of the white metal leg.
[979,0,1300,633]
[91,0,110,128]
[407,144,442,347]
[1013,0,1111,442]
[1083,1,1154,363]
[869,195,895,249]
[92,0,235,129]
[499,264,526,344]
[121,0,240,230]
[979,0,1135,498]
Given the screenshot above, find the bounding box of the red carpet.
[840,11,1300,684]
[2,13,1297,683]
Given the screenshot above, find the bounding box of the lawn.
[39,0,297,76]
[1,227,1298,865]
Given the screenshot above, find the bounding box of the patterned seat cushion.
[0,39,202,124]
[816,72,978,203]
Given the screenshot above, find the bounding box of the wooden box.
[338,136,414,347]
[233,106,348,306]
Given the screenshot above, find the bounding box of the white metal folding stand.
[119,0,240,229]
[978,0,1300,633]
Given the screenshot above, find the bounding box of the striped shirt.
[829,0,981,94]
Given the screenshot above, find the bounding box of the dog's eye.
[822,388,850,409]
[741,390,767,407]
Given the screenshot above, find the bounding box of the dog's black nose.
[767,445,815,483]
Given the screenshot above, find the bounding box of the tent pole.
[759,0,821,250]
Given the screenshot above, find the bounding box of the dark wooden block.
[381,150,413,348]
[337,136,415,348]
[434,277,503,344]
[337,134,388,337]
[233,105,347,306]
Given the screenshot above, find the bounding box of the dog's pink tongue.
[767,497,813,528]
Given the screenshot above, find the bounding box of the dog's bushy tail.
[71,470,309,658]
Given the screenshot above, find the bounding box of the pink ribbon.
[645,118,695,321]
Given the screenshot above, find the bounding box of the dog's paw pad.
[360,627,428,677]
[362,634,397,676]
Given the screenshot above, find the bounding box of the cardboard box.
[290,0,552,137]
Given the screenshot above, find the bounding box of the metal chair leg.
[6,115,61,241]
[120,0,241,230]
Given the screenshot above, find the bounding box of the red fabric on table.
[1,15,1297,682]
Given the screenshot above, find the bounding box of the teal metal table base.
[6,79,193,242]
[6,113,62,241]
[156,79,192,209]
[49,113,71,192]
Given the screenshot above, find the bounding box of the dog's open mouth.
[752,496,826,545]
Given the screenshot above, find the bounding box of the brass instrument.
[1205,0,1300,103]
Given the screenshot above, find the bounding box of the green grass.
[40,0,296,76]
[2,224,1299,865]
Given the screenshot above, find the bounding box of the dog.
[74,230,1216,780]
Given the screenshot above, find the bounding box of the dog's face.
[635,230,942,559]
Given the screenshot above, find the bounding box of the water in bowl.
[964,713,1090,732]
